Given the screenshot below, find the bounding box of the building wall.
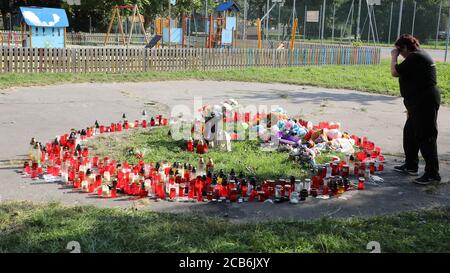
[26,27,65,48]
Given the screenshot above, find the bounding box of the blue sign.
[163,28,182,44]
[221,29,233,44]
[20,7,69,28]
[226,17,237,30]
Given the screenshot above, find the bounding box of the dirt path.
[0,81,449,221]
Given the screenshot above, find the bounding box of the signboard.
[163,28,182,44]
[367,0,381,5]
[222,29,233,45]
[226,16,237,30]
[306,11,319,23]
[66,0,81,5]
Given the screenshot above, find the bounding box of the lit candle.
[358,177,365,190]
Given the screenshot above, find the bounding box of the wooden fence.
[0,46,380,74]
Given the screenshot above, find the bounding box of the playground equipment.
[154,17,183,48]
[19,6,69,48]
[207,1,240,48]
[154,1,240,49]
[104,5,148,46]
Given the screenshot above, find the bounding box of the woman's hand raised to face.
[391,48,400,60]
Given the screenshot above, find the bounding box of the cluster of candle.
[186,138,209,154]
[22,107,385,203]
[22,111,167,186]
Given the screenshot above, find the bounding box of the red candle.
[378,161,384,172]
[188,183,195,200]
[139,187,148,198]
[95,175,102,188]
[179,184,185,198]
[170,187,176,200]
[186,138,194,152]
[342,165,349,177]
[257,191,265,202]
[354,162,360,175]
[358,163,366,177]
[220,184,228,198]
[92,156,99,167]
[358,177,365,190]
[82,148,89,158]
[214,184,222,199]
[369,162,376,174]
[331,162,339,176]
[53,165,60,176]
[157,115,162,126]
[73,178,81,188]
[230,189,238,202]
[31,167,38,179]
[241,185,248,198]
[23,162,31,175]
[312,176,321,189]
[196,141,205,154]
[244,112,250,123]
[202,142,208,153]
[249,189,257,202]
[196,177,204,202]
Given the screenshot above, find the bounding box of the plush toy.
[326,129,342,140]
[215,130,232,152]
[304,128,326,143]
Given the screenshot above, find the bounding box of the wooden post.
[104,7,117,46]
[182,15,186,48]
[29,26,33,48]
[208,15,213,48]
[290,18,298,50]
[168,17,171,48]
[116,8,127,46]
[137,5,148,44]
[155,18,161,48]
[21,23,25,47]
[257,18,262,49]
[128,5,137,46]
[235,13,239,48]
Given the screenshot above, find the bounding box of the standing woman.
[390,34,441,184]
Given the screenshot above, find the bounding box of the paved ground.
[0,81,449,221]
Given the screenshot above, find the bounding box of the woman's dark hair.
[395,34,420,51]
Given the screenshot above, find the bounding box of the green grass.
[88,127,344,181]
[1,201,449,253]
[2,60,449,104]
